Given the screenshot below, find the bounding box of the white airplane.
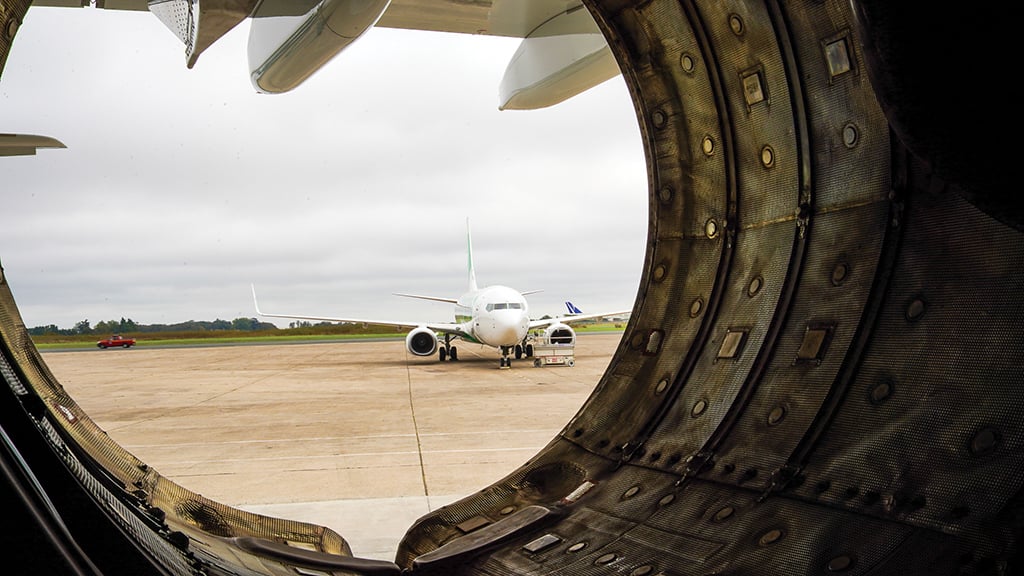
[251,222,629,368]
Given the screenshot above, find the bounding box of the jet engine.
[540,323,575,346]
[405,326,438,356]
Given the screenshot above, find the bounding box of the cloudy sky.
[1,6,648,330]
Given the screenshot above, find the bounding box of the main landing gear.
[439,334,458,362]
[514,341,534,360]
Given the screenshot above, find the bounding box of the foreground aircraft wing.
[251,285,466,336]
[528,309,631,329]
[31,0,619,108]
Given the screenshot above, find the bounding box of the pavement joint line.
[133,446,547,466]
[115,429,561,447]
[405,348,430,498]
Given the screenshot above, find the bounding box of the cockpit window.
[485,301,524,309]
[486,302,522,311]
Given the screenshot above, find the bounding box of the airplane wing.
[31,0,619,108]
[251,285,467,337]
[393,292,458,304]
[528,309,631,329]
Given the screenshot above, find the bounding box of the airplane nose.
[478,311,528,345]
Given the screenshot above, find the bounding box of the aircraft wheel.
[567,359,575,367]
[450,347,458,361]
[534,358,542,367]
[515,344,523,359]
[439,347,447,362]
[526,344,533,357]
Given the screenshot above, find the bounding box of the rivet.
[567,542,588,553]
[653,264,667,282]
[705,218,719,238]
[729,14,744,36]
[767,405,787,426]
[702,135,715,155]
[6,17,18,40]
[680,53,695,73]
[760,145,775,168]
[869,380,894,404]
[722,463,735,474]
[631,566,654,576]
[758,528,783,546]
[713,506,735,522]
[970,426,1001,457]
[649,451,661,462]
[652,109,667,129]
[828,554,854,572]
[831,262,849,286]
[658,186,674,204]
[748,275,763,297]
[842,123,859,148]
[691,399,708,417]
[596,553,617,565]
[905,297,926,321]
[573,428,584,438]
[500,506,516,515]
[739,468,758,484]
[659,494,675,507]
[815,480,831,494]
[690,297,704,317]
[630,332,645,349]
[655,378,669,394]
[623,486,640,499]
[844,486,859,499]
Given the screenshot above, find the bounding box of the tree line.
[27,317,279,336]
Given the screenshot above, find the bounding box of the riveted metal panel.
[794,189,1024,551]
[708,202,891,480]
[643,221,796,472]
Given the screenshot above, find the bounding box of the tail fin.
[566,301,583,314]
[466,218,478,292]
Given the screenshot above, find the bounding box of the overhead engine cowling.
[541,323,576,346]
[405,326,438,357]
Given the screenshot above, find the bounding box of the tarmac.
[41,333,622,561]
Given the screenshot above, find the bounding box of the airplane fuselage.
[456,285,530,348]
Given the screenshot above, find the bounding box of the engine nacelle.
[541,323,576,346]
[406,326,438,357]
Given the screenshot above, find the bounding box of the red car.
[96,335,136,349]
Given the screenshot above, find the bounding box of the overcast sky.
[1,7,648,330]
